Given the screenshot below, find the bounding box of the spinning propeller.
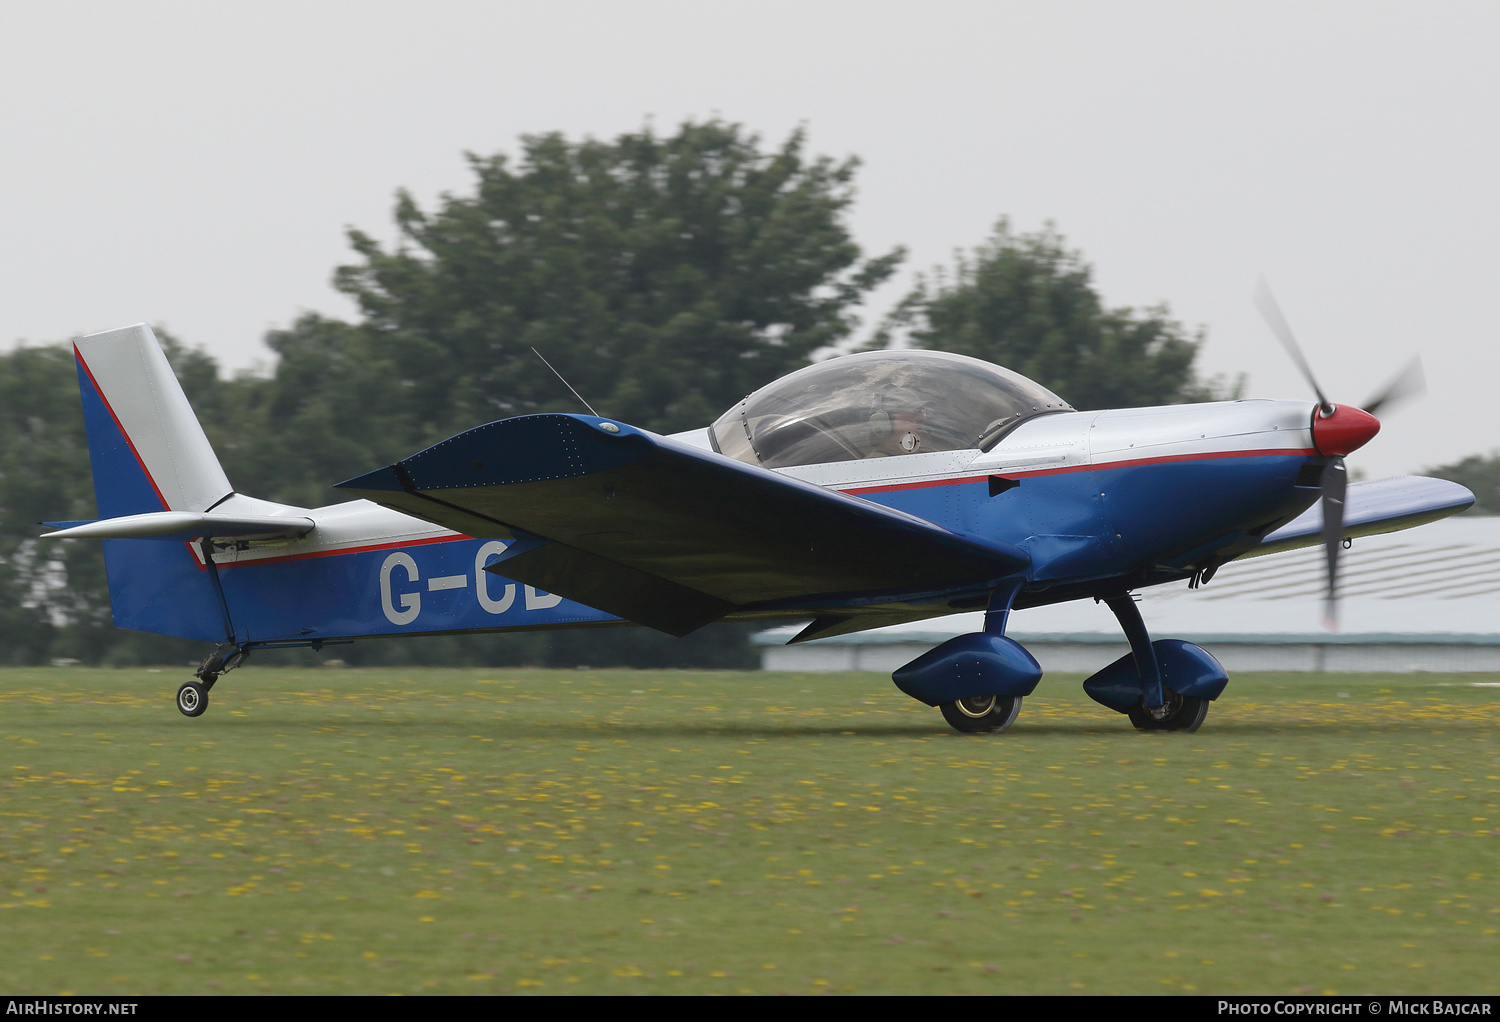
[1252,279,1425,628]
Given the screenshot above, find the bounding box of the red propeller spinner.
[1310,404,1380,457]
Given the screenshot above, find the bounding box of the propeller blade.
[1320,455,1348,630]
[1361,355,1426,418]
[1254,277,1332,413]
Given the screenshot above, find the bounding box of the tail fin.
[73,324,234,641]
[74,324,232,518]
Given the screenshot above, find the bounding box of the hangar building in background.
[754,517,1500,674]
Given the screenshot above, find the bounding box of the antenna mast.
[531,347,600,417]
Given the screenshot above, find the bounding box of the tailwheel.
[940,694,1022,734]
[176,681,209,718]
[1126,688,1207,733]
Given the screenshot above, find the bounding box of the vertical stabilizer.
[73,324,232,518]
[72,324,234,641]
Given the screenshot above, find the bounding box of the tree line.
[3,118,1405,670]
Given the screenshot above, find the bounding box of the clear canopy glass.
[711,350,1072,469]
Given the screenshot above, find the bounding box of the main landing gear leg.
[942,589,1026,732]
[1100,596,1210,733]
[892,586,1042,734]
[1104,596,1164,708]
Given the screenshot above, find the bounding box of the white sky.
[2,1,1496,478]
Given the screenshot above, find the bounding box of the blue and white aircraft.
[45,318,1472,732]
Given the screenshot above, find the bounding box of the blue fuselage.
[103,400,1324,644]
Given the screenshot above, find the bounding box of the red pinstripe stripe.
[839,446,1317,496]
[203,532,469,571]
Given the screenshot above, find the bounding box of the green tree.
[333,120,901,439]
[195,314,427,510]
[1425,453,1500,515]
[884,219,1221,410]
[0,345,86,663]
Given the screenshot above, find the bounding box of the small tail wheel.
[1127,689,1208,733]
[177,681,209,718]
[940,694,1022,733]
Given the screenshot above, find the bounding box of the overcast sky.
[3,1,1496,478]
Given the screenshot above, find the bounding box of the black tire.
[176,681,208,718]
[1126,689,1208,733]
[940,694,1022,734]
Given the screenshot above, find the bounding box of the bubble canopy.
[710,350,1072,469]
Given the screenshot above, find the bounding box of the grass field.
[0,665,1496,996]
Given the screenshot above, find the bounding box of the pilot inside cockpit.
[867,388,929,457]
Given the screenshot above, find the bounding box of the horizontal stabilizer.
[339,413,1030,633]
[41,511,315,541]
[1248,475,1474,558]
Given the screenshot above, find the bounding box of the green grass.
[0,665,1497,995]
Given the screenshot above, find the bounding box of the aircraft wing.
[1244,475,1475,558]
[336,414,1029,636]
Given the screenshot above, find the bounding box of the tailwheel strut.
[180,643,251,717]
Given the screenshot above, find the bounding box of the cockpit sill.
[671,399,1319,496]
